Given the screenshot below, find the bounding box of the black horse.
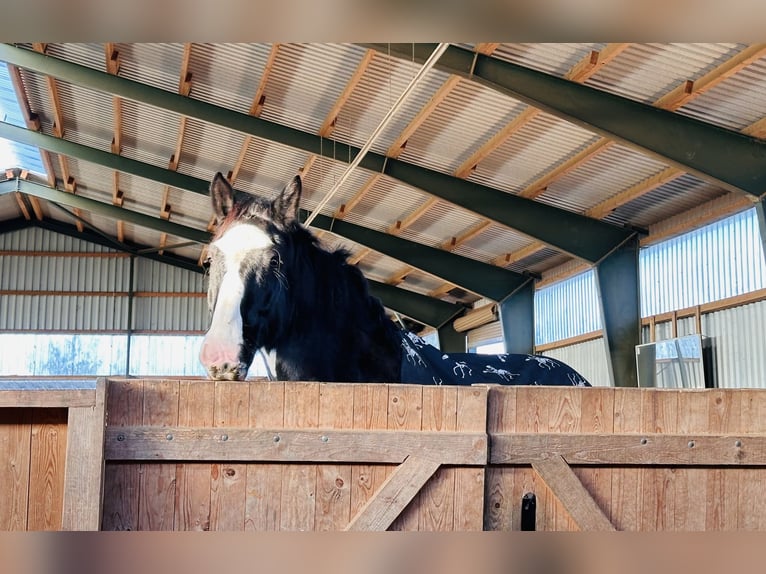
[199,173,590,387]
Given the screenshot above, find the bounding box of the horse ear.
[273,175,302,224]
[210,172,234,221]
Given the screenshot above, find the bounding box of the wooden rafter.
[33,43,80,229]
[14,191,32,220]
[475,44,500,56]
[333,173,381,219]
[388,197,438,235]
[319,49,375,138]
[387,75,461,159]
[159,43,194,255]
[347,247,372,265]
[105,44,126,245]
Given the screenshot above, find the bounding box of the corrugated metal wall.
[541,338,611,388]
[534,269,602,345]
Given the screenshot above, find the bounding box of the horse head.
[199,172,301,380]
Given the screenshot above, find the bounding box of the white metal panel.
[535,269,602,345]
[541,337,611,387]
[114,43,186,93]
[493,43,607,76]
[703,300,766,388]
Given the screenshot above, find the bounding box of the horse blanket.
[399,332,591,387]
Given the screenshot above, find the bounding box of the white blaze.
[204,224,273,352]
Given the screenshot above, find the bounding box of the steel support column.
[594,234,641,387]
[499,278,536,355]
[438,322,467,353]
[756,198,766,270]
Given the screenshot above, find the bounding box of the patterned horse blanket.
[399,332,591,387]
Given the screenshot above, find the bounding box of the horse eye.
[202,256,212,270]
[270,255,280,268]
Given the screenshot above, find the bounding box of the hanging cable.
[304,43,449,227]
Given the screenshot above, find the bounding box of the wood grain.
[387,385,423,530]
[28,408,67,530]
[315,383,353,530]
[101,379,143,530]
[174,380,215,530]
[245,381,284,531]
[138,380,179,531]
[0,409,32,530]
[453,386,487,531]
[209,380,249,531]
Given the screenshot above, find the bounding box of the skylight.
[0,62,46,175]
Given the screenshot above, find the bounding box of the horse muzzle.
[199,336,249,380]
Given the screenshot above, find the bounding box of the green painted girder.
[365,43,766,200]
[0,44,631,263]
[0,123,531,300]
[499,279,535,355]
[308,211,528,301]
[367,280,465,329]
[0,176,212,244]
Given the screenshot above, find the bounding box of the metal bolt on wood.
[221,434,228,441]
[166,433,173,441]
[321,435,329,443]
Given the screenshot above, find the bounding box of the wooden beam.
[586,166,683,219]
[178,43,193,97]
[454,107,540,179]
[0,387,97,408]
[104,427,487,464]
[229,44,281,185]
[531,454,616,531]
[333,174,381,219]
[475,43,500,56]
[347,247,372,265]
[492,241,545,266]
[566,43,630,83]
[7,63,56,190]
[319,49,375,137]
[387,75,461,159]
[440,219,492,251]
[105,45,128,240]
[344,455,441,531]
[104,43,120,75]
[14,192,32,220]
[61,378,107,530]
[388,196,438,234]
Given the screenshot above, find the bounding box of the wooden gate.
[102,378,488,531]
[486,386,766,531]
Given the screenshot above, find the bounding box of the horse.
[198,173,591,387]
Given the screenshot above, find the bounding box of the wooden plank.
[245,381,284,531]
[484,386,516,530]
[453,386,487,531]
[344,455,441,531]
[490,432,766,465]
[280,382,319,531]
[101,378,143,531]
[28,408,67,530]
[573,388,615,528]
[738,390,766,530]
[705,390,740,530]
[0,388,96,408]
[387,385,423,530]
[547,387,582,531]
[105,426,487,464]
[0,409,32,530]
[674,391,709,531]
[350,384,389,524]
[610,388,641,531]
[315,383,353,530]
[209,381,250,531]
[138,380,179,531]
[417,386,457,531]
[531,455,615,531]
[174,380,215,530]
[640,390,677,531]
[61,378,107,530]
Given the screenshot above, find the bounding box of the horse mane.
[272,220,402,382]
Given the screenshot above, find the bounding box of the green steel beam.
[364,43,766,200]
[594,235,641,387]
[499,279,535,355]
[308,212,528,301]
[0,124,535,300]
[367,280,465,329]
[0,216,32,235]
[438,322,467,353]
[0,44,632,262]
[0,121,209,195]
[0,177,211,244]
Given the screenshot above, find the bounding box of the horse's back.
[399,332,590,387]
